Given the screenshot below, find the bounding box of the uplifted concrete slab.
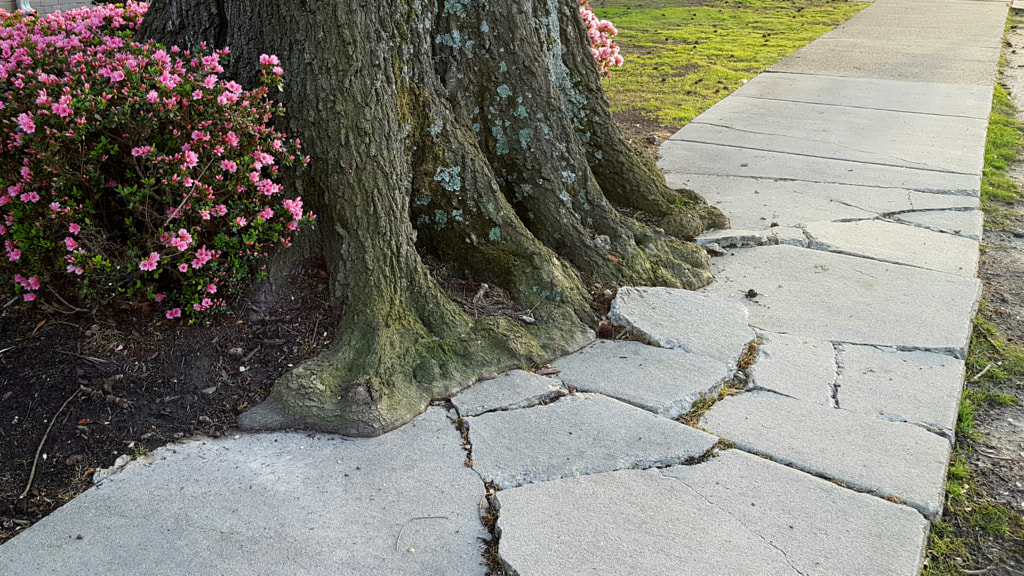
[451,370,564,417]
[805,219,979,277]
[748,332,837,407]
[698,228,768,248]
[702,245,981,356]
[731,72,992,119]
[663,450,930,576]
[0,408,487,576]
[608,287,754,367]
[837,345,965,434]
[496,450,929,576]
[659,141,981,194]
[892,209,984,241]
[552,339,731,419]
[702,391,951,518]
[668,174,980,230]
[465,393,716,489]
[674,97,987,175]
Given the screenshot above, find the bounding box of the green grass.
[595,0,868,127]
[981,84,1024,210]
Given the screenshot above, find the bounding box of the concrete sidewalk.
[0,0,1006,573]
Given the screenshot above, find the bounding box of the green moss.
[595,0,867,126]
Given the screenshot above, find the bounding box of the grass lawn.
[593,0,868,128]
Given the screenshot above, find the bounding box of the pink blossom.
[214,204,228,216]
[224,131,239,147]
[27,276,40,290]
[139,252,160,271]
[257,207,274,221]
[191,245,216,269]
[181,150,199,170]
[220,159,237,173]
[283,197,304,220]
[178,263,188,272]
[154,293,166,302]
[260,54,281,66]
[146,90,159,103]
[64,237,78,251]
[23,293,36,302]
[131,145,152,157]
[206,283,217,294]
[17,113,35,133]
[20,166,33,181]
[69,223,81,235]
[165,308,182,319]
[234,216,247,227]
[192,89,203,100]
[66,265,84,275]
[108,69,125,82]
[170,229,193,251]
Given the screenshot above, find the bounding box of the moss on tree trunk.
[139,0,724,436]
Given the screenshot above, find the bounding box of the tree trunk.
[139,0,723,436]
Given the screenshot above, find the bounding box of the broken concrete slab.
[805,219,979,277]
[668,174,980,230]
[552,339,731,419]
[451,370,564,417]
[659,141,981,195]
[768,226,809,247]
[697,228,768,248]
[892,209,984,241]
[702,245,981,356]
[748,332,837,407]
[494,468,801,576]
[731,72,992,119]
[662,450,930,576]
[608,287,755,367]
[496,450,929,576]
[674,97,987,175]
[466,393,716,489]
[0,408,488,576]
[701,390,951,518]
[837,344,965,434]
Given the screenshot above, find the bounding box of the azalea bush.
[579,0,623,77]
[0,2,313,320]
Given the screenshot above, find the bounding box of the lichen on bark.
[139,0,726,436]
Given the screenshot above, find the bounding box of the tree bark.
[139,0,723,435]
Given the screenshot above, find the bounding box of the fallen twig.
[395,516,449,552]
[971,363,994,382]
[19,388,79,499]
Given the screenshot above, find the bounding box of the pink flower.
[166,308,182,319]
[206,284,217,294]
[20,166,32,181]
[224,131,239,147]
[69,223,81,235]
[64,237,78,251]
[154,293,166,302]
[178,263,188,272]
[260,54,281,66]
[20,192,40,203]
[214,204,228,216]
[23,293,36,302]
[139,252,160,271]
[220,160,237,173]
[108,69,125,82]
[257,208,274,221]
[17,113,35,133]
[191,245,216,269]
[170,229,193,251]
[27,276,40,290]
[283,197,304,220]
[181,150,199,170]
[131,146,153,157]
[192,89,203,100]
[66,265,84,275]
[146,90,159,103]
[234,217,247,227]
[8,249,21,261]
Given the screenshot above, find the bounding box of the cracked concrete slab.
[465,393,717,489]
[608,287,755,367]
[451,370,564,417]
[552,340,731,419]
[805,219,979,277]
[659,140,980,194]
[673,97,987,175]
[668,174,979,230]
[494,468,801,576]
[892,209,984,240]
[729,72,993,119]
[698,228,769,248]
[661,450,930,576]
[702,245,981,356]
[0,408,487,576]
[701,391,950,518]
[748,332,837,407]
[837,345,965,434]
[496,450,929,576]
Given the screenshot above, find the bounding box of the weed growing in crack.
[677,339,760,428]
